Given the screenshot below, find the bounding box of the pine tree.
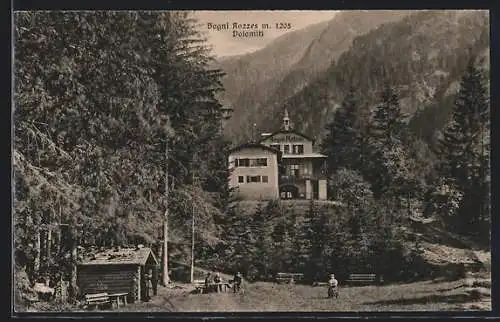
[371,82,407,144]
[14,11,231,287]
[437,58,490,238]
[364,82,420,200]
[321,87,362,173]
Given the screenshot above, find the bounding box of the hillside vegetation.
[220,10,489,147]
[14,11,233,307]
[277,10,489,144]
[13,10,491,312]
[219,11,410,143]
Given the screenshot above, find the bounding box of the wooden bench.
[193,280,206,294]
[108,292,128,308]
[84,293,111,309]
[345,274,383,285]
[275,273,304,284]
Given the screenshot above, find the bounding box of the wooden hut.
[77,246,159,302]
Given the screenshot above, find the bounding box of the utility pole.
[162,139,170,286]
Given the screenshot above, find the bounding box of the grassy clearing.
[108,274,491,312]
[20,273,491,312]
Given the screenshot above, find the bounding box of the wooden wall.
[77,264,139,302]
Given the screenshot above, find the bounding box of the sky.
[193,11,339,58]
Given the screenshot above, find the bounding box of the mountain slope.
[264,10,490,144]
[219,11,410,143]
[217,20,330,105]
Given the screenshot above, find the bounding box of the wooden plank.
[80,270,136,277]
[82,274,135,281]
[81,285,131,292]
[86,298,109,302]
[81,284,131,291]
[80,281,133,288]
[85,292,108,298]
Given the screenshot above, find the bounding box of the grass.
[108,274,491,312]
[19,274,491,312]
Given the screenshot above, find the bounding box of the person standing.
[142,270,152,302]
[152,267,158,296]
[204,273,212,293]
[327,273,339,298]
[213,272,222,292]
[233,272,242,293]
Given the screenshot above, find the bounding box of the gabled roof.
[229,142,281,156]
[79,247,158,266]
[258,129,315,144]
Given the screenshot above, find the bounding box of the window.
[290,164,300,177]
[238,176,245,183]
[235,158,267,167]
[250,158,267,167]
[292,144,304,154]
[270,144,280,151]
[247,175,261,183]
[262,176,268,183]
[235,158,249,167]
[284,144,290,154]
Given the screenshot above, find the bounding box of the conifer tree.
[437,58,490,237]
[365,82,420,199]
[321,87,362,173]
[371,82,407,144]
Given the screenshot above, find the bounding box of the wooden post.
[162,140,170,286]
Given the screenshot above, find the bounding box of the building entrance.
[280,185,299,199]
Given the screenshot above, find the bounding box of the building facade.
[228,110,328,200]
[228,143,281,200]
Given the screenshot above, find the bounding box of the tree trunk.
[190,210,195,284]
[162,140,170,286]
[69,227,78,301]
[34,228,41,280]
[47,227,52,264]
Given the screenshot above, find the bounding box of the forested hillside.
[13,11,490,311]
[272,10,489,144]
[208,10,490,283]
[14,11,232,300]
[219,11,410,143]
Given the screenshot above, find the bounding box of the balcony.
[279,173,327,184]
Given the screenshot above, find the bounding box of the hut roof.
[79,247,158,266]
